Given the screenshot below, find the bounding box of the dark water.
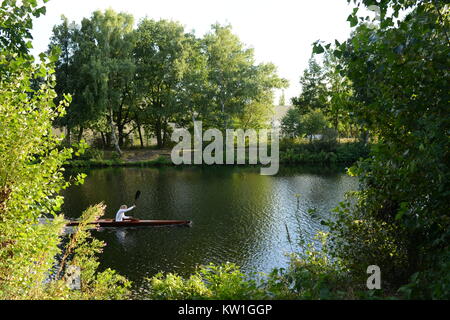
[62,166,358,287]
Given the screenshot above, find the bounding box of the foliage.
[0,0,48,54]
[201,24,288,130]
[281,233,355,300]
[320,0,450,298]
[289,51,363,142]
[280,142,369,165]
[281,109,328,140]
[398,249,450,299]
[291,58,327,114]
[73,147,104,161]
[302,110,328,141]
[143,263,263,300]
[0,43,70,299]
[50,16,287,150]
[54,204,131,299]
[0,1,130,299]
[133,19,190,148]
[142,234,378,300]
[281,108,302,137]
[278,90,286,106]
[66,155,172,168]
[50,10,136,152]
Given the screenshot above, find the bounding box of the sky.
[31,0,355,103]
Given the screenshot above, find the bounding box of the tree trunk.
[109,108,122,156]
[360,129,369,145]
[100,131,106,149]
[118,124,124,147]
[66,126,71,145]
[136,117,144,148]
[162,123,168,148]
[155,119,163,149]
[77,126,84,142]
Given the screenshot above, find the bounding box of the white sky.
[31,0,355,103]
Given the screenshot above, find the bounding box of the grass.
[65,141,370,168]
[65,156,172,168]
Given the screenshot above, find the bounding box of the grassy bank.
[65,156,173,168]
[66,141,370,168]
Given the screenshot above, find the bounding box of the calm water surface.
[62,166,358,287]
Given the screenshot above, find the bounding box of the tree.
[302,110,328,142]
[0,1,130,299]
[281,108,302,137]
[322,51,353,135]
[0,0,47,55]
[175,32,210,131]
[133,19,190,148]
[324,0,450,298]
[48,15,81,143]
[78,10,135,152]
[233,62,288,130]
[281,109,327,140]
[50,10,136,152]
[291,57,327,115]
[202,24,288,130]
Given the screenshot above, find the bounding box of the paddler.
[115,204,136,222]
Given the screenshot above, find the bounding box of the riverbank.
[65,142,370,168]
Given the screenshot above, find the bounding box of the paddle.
[128,190,141,221]
[134,190,141,205]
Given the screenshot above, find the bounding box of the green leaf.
[313,44,325,54]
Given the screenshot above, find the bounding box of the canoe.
[66,219,192,228]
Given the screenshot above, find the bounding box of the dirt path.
[120,149,172,162]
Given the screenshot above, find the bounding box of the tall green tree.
[77,9,135,151]
[50,10,136,152]
[202,24,288,130]
[49,15,81,143]
[291,57,327,115]
[134,19,189,148]
[322,52,353,134]
[281,108,302,137]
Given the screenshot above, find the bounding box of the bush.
[0,1,130,299]
[139,233,384,300]
[279,142,369,164]
[75,147,104,161]
[325,198,409,291]
[142,263,263,300]
[398,250,450,299]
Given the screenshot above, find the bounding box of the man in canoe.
[115,204,137,222]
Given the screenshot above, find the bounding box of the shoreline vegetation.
[1,0,448,300]
[65,141,370,168]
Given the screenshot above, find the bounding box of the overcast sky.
[31,0,355,103]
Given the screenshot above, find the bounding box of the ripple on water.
[62,166,358,286]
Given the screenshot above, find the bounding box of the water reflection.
[62,165,358,287]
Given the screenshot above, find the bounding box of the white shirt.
[115,206,136,221]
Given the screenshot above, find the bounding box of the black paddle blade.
[134,190,141,201]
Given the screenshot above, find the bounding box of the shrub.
[74,147,104,161]
[143,263,263,300]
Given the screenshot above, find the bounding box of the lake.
[62,166,358,288]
